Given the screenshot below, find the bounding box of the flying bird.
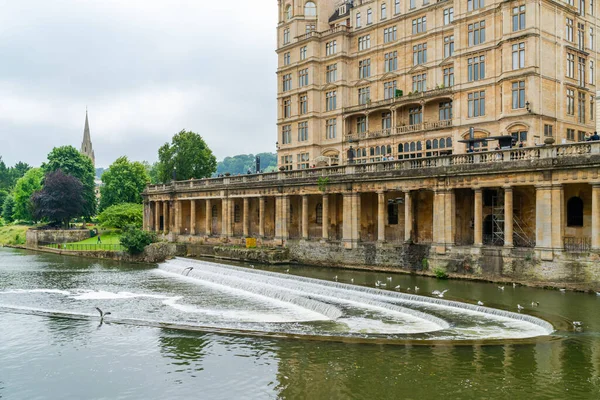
[95,307,111,322]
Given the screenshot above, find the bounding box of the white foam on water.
[0,289,71,295]
[69,290,175,300]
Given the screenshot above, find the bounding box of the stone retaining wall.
[26,229,90,248]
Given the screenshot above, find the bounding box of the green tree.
[10,161,31,186]
[12,168,43,222]
[1,194,15,223]
[42,146,96,219]
[120,225,156,254]
[142,161,160,184]
[0,189,8,215]
[215,153,277,176]
[0,157,11,190]
[98,203,143,229]
[99,157,149,211]
[157,130,217,182]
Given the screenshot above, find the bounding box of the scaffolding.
[487,190,535,247]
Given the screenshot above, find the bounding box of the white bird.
[477,301,484,306]
[517,304,524,311]
[375,281,381,287]
[436,290,448,298]
[573,321,583,327]
[394,285,401,289]
[513,283,517,288]
[414,286,419,292]
[406,287,411,291]
[380,283,387,287]
[285,269,290,273]
[531,301,539,307]
[498,286,505,291]
[387,277,393,281]
[250,265,255,269]
[350,278,354,283]
[334,275,338,281]
[596,292,600,296]
[559,288,566,293]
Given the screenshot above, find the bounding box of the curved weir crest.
[158,258,554,338]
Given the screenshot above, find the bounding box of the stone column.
[322,194,329,240]
[404,190,413,242]
[535,185,553,250]
[275,195,289,242]
[205,199,211,236]
[175,200,182,235]
[259,196,265,237]
[377,191,386,242]
[432,190,444,246]
[190,200,196,235]
[474,188,483,246]
[504,187,513,247]
[444,189,455,246]
[221,198,229,238]
[243,197,249,237]
[154,201,160,233]
[143,202,149,231]
[301,195,309,239]
[163,201,169,234]
[343,193,360,248]
[592,184,600,250]
[551,185,564,250]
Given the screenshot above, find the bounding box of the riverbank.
[0,225,29,246]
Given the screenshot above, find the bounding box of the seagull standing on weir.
[477,301,484,306]
[95,307,111,323]
[517,304,524,312]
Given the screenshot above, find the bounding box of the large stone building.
[276,0,598,169]
[142,0,600,285]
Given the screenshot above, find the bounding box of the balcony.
[343,87,454,115]
[347,120,452,141]
[295,25,350,43]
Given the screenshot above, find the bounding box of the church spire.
[80,109,95,167]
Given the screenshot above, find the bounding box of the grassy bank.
[0,225,29,246]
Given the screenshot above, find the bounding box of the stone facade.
[276,0,599,169]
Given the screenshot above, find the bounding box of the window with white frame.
[326,119,337,139]
[410,0,415,9]
[281,155,293,170]
[356,12,361,28]
[381,3,387,19]
[357,116,367,133]
[326,91,337,111]
[326,64,337,83]
[567,53,575,78]
[412,16,426,34]
[382,112,392,129]
[358,87,370,105]
[298,68,309,87]
[409,106,422,125]
[579,57,586,86]
[589,27,594,50]
[567,88,575,115]
[297,153,310,169]
[395,0,401,14]
[413,43,427,65]
[580,0,586,15]
[512,43,525,69]
[444,8,454,25]
[439,101,453,120]
[512,5,525,31]
[298,121,308,141]
[283,28,290,44]
[358,35,371,51]
[443,67,454,87]
[384,51,397,72]
[282,125,292,144]
[412,73,427,92]
[359,59,371,78]
[367,9,373,24]
[326,41,337,55]
[578,91,586,122]
[283,97,291,118]
[305,2,317,17]
[468,55,485,81]
[306,24,315,33]
[512,81,525,109]
[467,0,484,11]
[444,35,454,58]
[283,74,292,91]
[299,94,307,115]
[384,81,397,99]
[468,21,486,46]
[384,26,397,43]
[283,52,290,66]
[566,18,574,42]
[468,91,486,117]
[300,46,307,60]
[285,5,292,21]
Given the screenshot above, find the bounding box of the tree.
[157,130,217,183]
[99,157,149,211]
[1,194,15,223]
[42,146,96,219]
[142,161,160,184]
[97,203,143,229]
[120,225,156,254]
[32,170,85,228]
[215,152,277,176]
[12,168,43,222]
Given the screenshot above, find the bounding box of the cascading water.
[154,258,554,339]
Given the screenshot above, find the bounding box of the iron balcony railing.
[564,237,592,252]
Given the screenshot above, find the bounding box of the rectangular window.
[359,59,371,78]
[299,94,307,115]
[590,27,594,50]
[298,68,309,87]
[544,124,553,137]
[468,21,486,46]
[412,16,427,34]
[578,23,585,50]
[578,92,586,123]
[567,53,575,78]
[567,88,575,115]
[283,28,290,45]
[444,8,454,25]
[579,57,586,86]
[439,101,453,120]
[283,97,291,118]
[444,35,454,58]
[443,67,454,87]
[283,52,290,66]
[592,0,595,16]
[567,0,574,5]
[367,9,373,24]
[381,4,387,19]
[384,26,397,43]
[357,116,367,133]
[567,128,575,141]
[512,5,526,32]
[412,43,427,65]
[384,81,397,100]
[356,12,361,28]
[297,153,309,170]
[298,121,308,142]
[300,46,307,60]
[326,64,337,83]
[358,87,370,105]
[412,73,427,92]
[306,24,315,33]
[358,35,371,51]
[566,18,574,42]
[468,0,484,11]
[511,81,525,109]
[410,0,416,9]
[326,41,337,56]
[326,91,337,111]
[409,106,423,125]
[468,91,486,117]
[384,51,398,72]
[512,43,525,69]
[326,119,337,139]
[578,131,587,141]
[580,0,586,15]
[592,96,595,120]
[468,55,485,82]
[282,74,292,91]
[382,112,392,129]
[281,155,293,171]
[395,0,401,14]
[282,125,292,144]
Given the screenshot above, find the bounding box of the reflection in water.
[159,330,209,376]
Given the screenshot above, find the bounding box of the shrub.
[120,226,156,254]
[98,203,143,229]
[434,268,449,280]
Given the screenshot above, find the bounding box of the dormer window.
[285,5,292,21]
[340,4,347,14]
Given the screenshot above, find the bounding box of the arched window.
[356,12,361,27]
[439,139,446,149]
[376,146,381,156]
[567,197,584,227]
[398,144,403,153]
[446,138,452,148]
[316,203,323,224]
[370,147,375,156]
[380,145,386,154]
[417,141,422,151]
[234,204,241,223]
[305,2,317,17]
[433,139,439,149]
[381,3,387,19]
[285,5,292,20]
[404,143,410,152]
[367,8,373,24]
[410,142,416,152]
[387,145,392,154]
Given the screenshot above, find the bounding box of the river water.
[1,248,599,399]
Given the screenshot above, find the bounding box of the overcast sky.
[0,0,277,168]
